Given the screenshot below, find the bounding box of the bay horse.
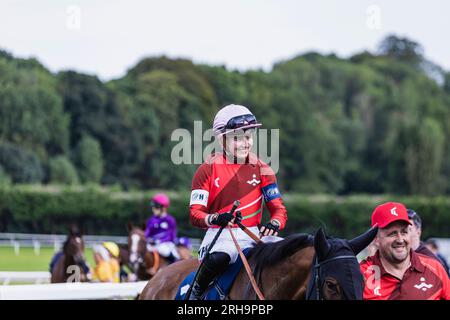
[50,226,89,283]
[127,224,193,280]
[139,227,377,300]
[118,243,133,281]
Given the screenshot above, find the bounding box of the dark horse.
[139,227,377,300]
[128,224,193,280]
[50,226,89,283]
[117,243,133,282]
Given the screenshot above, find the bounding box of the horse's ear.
[314,228,331,261]
[127,222,134,232]
[69,224,79,236]
[348,227,379,255]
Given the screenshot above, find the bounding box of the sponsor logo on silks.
[390,207,398,216]
[160,222,169,229]
[214,177,220,188]
[180,284,190,296]
[198,246,207,260]
[414,277,433,291]
[247,174,261,186]
[190,189,209,206]
[262,183,281,202]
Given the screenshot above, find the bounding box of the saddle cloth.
[175,248,252,300]
[49,251,64,273]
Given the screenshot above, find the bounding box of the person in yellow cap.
[91,242,120,283]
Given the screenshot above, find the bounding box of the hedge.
[1,185,449,239]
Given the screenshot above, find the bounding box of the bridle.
[129,232,147,273]
[65,237,87,267]
[306,254,358,300]
[129,233,160,275]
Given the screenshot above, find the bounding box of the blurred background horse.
[127,224,192,280]
[50,226,89,283]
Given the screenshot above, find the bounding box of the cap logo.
[390,207,398,216]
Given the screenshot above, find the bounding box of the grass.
[0,246,95,271]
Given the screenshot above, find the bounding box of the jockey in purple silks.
[144,193,180,263]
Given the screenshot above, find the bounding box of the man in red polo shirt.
[360,202,450,300]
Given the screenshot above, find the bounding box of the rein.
[227,226,265,300]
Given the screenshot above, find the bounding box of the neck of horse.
[267,246,316,299]
[237,245,315,299]
[62,253,78,280]
[64,253,76,269]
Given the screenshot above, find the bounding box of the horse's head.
[64,225,86,265]
[307,227,378,300]
[127,223,147,272]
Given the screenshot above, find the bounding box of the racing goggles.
[222,114,259,132]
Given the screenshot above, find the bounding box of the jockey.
[144,193,180,263]
[188,104,288,300]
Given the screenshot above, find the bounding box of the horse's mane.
[131,227,146,237]
[248,233,313,268]
[246,233,313,293]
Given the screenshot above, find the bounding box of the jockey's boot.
[166,253,177,264]
[189,252,230,300]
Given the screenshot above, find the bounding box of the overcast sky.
[0,0,448,81]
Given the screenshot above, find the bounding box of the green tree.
[378,34,424,66]
[0,143,44,183]
[0,54,69,158]
[73,135,104,184]
[404,119,446,195]
[49,156,79,185]
[0,165,12,186]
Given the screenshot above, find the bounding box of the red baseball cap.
[371,202,412,228]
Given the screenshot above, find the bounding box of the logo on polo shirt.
[374,285,381,296]
[365,265,382,296]
[414,277,433,291]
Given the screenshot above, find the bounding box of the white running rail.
[0,232,201,253]
[0,272,51,285]
[0,281,148,300]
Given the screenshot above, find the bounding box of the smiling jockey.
[188,104,288,300]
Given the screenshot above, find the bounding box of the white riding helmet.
[212,104,262,137]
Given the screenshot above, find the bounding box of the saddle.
[49,251,64,273]
[175,248,252,300]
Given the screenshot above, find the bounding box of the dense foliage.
[1,35,450,196]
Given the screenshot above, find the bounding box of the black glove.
[208,212,235,227]
[259,220,280,236]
